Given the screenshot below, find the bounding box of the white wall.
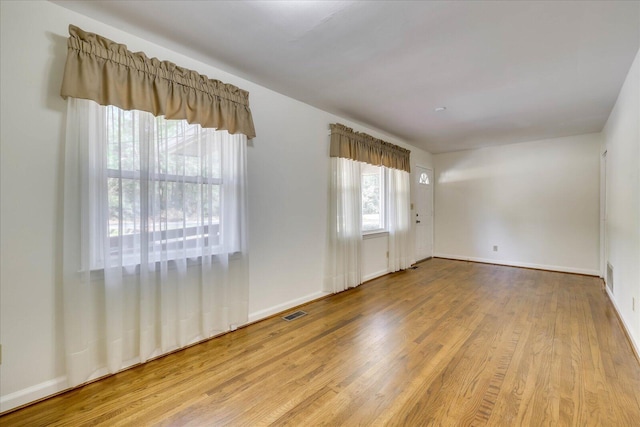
[362,235,390,282]
[0,0,431,411]
[434,134,601,275]
[602,48,640,354]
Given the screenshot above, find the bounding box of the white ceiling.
[53,0,640,153]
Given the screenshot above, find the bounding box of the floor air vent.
[282,310,307,322]
[606,263,614,293]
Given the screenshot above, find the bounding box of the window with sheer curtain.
[60,25,254,387]
[99,105,228,269]
[325,124,413,294]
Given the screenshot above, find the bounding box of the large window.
[361,163,386,233]
[98,105,227,267]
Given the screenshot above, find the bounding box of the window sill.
[86,251,245,280]
[362,231,389,240]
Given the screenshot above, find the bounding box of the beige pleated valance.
[60,25,256,138]
[330,123,411,172]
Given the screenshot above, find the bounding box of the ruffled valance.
[330,123,410,172]
[60,25,256,138]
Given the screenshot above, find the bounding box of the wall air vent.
[282,310,307,322]
[606,263,614,293]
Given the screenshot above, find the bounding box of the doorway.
[414,166,433,262]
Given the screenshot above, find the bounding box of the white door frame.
[414,165,434,262]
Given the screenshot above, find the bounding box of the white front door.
[415,166,433,261]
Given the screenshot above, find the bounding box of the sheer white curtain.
[388,168,414,271]
[63,98,249,386]
[325,157,362,293]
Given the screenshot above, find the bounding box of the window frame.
[361,163,388,236]
[98,105,226,269]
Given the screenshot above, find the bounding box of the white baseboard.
[434,253,600,276]
[0,376,68,413]
[605,287,640,361]
[362,269,389,283]
[247,291,331,323]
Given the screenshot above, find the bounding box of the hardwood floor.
[2,259,639,426]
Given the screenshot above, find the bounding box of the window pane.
[156,118,222,180]
[362,164,383,231]
[106,107,138,172]
[419,172,430,185]
[108,177,141,237]
[163,182,219,229]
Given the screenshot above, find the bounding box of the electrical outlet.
[493,245,498,252]
[633,297,636,312]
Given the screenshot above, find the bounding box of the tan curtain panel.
[60,25,256,138]
[330,123,411,172]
